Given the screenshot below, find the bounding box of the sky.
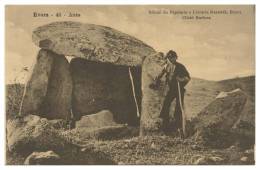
[5,5,255,83]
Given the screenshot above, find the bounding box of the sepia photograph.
[4,4,255,165]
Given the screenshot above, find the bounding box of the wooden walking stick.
[177,81,186,137]
[128,67,140,118]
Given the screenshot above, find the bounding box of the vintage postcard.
[5,5,255,165]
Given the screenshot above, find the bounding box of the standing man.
[154,50,190,136]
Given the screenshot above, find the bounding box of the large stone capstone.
[32,21,156,66]
[19,49,72,120]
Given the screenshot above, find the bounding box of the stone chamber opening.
[70,58,142,126]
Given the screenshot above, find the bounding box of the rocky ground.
[6,130,254,165]
[5,76,255,165]
[78,136,254,165]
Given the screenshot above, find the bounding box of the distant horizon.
[5,72,255,85]
[192,74,255,81]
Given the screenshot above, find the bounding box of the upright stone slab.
[19,49,54,116]
[140,53,168,136]
[19,49,72,120]
[40,52,72,120]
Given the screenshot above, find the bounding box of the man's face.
[168,55,177,64]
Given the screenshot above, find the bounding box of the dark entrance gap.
[70,58,142,126]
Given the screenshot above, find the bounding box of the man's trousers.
[159,86,185,132]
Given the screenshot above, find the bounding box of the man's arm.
[155,65,166,81]
[156,68,166,80]
[148,65,166,90]
[176,76,190,82]
[176,65,191,86]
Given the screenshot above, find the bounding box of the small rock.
[81,148,90,152]
[183,140,189,145]
[48,119,67,129]
[191,144,202,150]
[209,156,224,162]
[244,149,254,155]
[240,156,249,162]
[160,135,167,139]
[216,92,228,99]
[81,148,86,152]
[229,145,236,150]
[211,150,218,154]
[194,157,208,165]
[151,142,156,149]
[194,156,224,165]
[24,151,60,165]
[118,161,124,165]
[135,160,142,164]
[124,139,132,142]
[75,110,118,128]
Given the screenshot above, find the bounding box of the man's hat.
[166,50,178,59]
